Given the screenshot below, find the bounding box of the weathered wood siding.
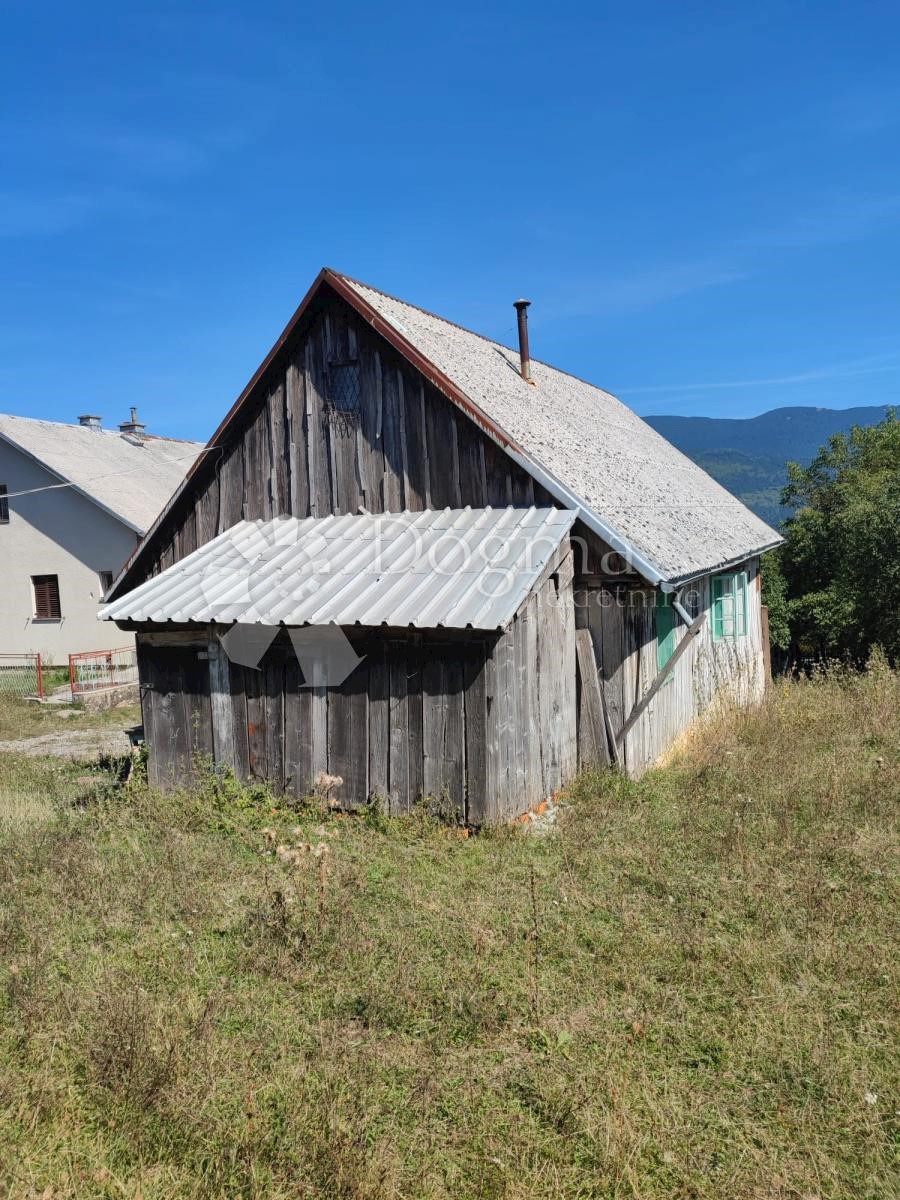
[123,288,565,590]
[476,547,577,821]
[135,549,576,823]
[576,557,765,775]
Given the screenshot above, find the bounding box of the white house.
[0,411,203,662]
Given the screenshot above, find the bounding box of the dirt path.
[0,728,133,760]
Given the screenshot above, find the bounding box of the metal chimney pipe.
[118,406,146,438]
[513,299,532,382]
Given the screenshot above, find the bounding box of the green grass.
[0,664,897,1198]
[0,694,142,741]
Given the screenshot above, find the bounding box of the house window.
[325,359,361,415]
[99,570,114,594]
[0,484,8,523]
[656,591,677,670]
[32,574,62,621]
[711,571,749,641]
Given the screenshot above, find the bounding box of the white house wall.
[0,439,139,662]
[620,558,765,773]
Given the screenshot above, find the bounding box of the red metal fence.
[0,653,44,700]
[69,646,138,696]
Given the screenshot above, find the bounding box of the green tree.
[760,549,791,652]
[776,410,900,662]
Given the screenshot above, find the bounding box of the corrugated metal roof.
[335,273,783,582]
[99,507,576,630]
[0,414,204,533]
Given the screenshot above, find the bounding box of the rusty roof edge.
[325,271,524,454]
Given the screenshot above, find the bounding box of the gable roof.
[0,414,205,534]
[334,273,782,584]
[100,507,576,630]
[109,267,781,595]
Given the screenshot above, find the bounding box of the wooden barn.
[101,269,782,823]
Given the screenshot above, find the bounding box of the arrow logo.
[288,625,365,687]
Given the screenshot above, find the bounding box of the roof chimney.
[118,406,146,438]
[78,414,102,430]
[513,299,533,383]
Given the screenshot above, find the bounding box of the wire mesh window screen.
[325,360,361,432]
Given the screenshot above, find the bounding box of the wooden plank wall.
[576,556,766,777]
[137,629,499,823]
[130,291,566,586]
[487,549,577,821]
[135,555,579,823]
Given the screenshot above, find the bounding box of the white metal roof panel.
[99,507,576,630]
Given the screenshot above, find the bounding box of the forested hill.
[645,405,893,527]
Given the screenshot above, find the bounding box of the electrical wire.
[2,444,219,501]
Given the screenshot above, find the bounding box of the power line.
[3,444,218,501]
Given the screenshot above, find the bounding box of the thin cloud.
[621,354,900,396]
[550,260,747,318]
[746,192,900,250]
[0,187,160,238]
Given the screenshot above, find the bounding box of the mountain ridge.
[645,405,893,527]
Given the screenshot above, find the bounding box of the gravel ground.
[0,728,134,760]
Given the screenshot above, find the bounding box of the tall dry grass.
[0,664,896,1198]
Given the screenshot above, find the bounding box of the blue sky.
[2,0,899,441]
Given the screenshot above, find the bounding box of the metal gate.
[69,646,138,696]
[0,653,44,699]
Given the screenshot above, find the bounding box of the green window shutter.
[712,572,749,640]
[711,576,726,640]
[656,591,677,670]
[735,572,749,637]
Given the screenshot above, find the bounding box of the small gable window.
[32,574,62,621]
[0,484,8,523]
[325,359,361,417]
[656,591,677,671]
[711,571,749,641]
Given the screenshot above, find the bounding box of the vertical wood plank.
[422,648,445,804]
[230,664,251,781]
[218,441,244,531]
[283,654,312,797]
[208,637,236,771]
[407,634,424,809]
[183,651,214,766]
[327,655,368,809]
[521,596,544,805]
[443,655,465,819]
[575,628,610,768]
[463,643,488,825]
[388,642,409,813]
[368,639,390,803]
[245,665,267,781]
[403,379,429,510]
[382,362,404,510]
[265,652,285,794]
[268,378,289,515]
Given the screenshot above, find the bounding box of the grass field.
[0,664,897,1198]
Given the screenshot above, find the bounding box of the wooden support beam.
[616,613,707,747]
[575,629,610,768]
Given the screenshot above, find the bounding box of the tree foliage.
[772,410,900,662]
